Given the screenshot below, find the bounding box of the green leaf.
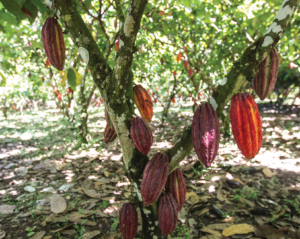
[0,11,18,25]
[0,0,22,17]
[67,68,76,91]
[30,0,52,15]
[0,72,6,86]
[85,0,92,9]
[23,0,38,22]
[0,22,6,32]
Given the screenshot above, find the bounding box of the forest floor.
[1,103,300,239]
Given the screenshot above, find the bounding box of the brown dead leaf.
[262,167,273,177]
[68,212,96,226]
[255,225,284,239]
[199,207,210,216]
[51,224,73,233]
[42,214,67,226]
[50,194,67,214]
[207,223,234,231]
[78,188,101,198]
[29,231,45,239]
[0,231,5,239]
[42,236,52,239]
[239,197,255,208]
[82,230,101,239]
[222,224,254,236]
[232,178,245,185]
[185,192,199,204]
[60,229,76,235]
[200,227,222,237]
[0,205,16,214]
[199,236,221,239]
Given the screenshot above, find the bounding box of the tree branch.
[167,0,300,173]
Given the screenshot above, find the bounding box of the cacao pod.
[166,168,186,211]
[133,85,153,122]
[253,48,279,100]
[104,124,117,144]
[230,93,262,159]
[158,193,178,236]
[130,116,153,155]
[141,152,169,206]
[192,102,220,167]
[41,17,66,71]
[119,203,138,239]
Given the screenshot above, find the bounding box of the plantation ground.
[1,103,300,239]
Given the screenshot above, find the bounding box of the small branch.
[114,0,125,23]
[105,31,120,60]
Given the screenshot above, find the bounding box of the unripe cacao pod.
[133,85,153,122]
[104,124,117,144]
[253,48,279,100]
[141,152,169,206]
[119,203,138,239]
[130,116,153,155]
[41,17,66,71]
[192,102,220,167]
[230,93,262,159]
[158,193,178,236]
[166,168,186,211]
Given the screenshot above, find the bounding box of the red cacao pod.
[119,203,138,239]
[41,17,66,71]
[192,102,220,167]
[104,124,117,144]
[166,168,186,211]
[158,193,178,236]
[230,93,262,159]
[141,152,169,206]
[133,85,153,122]
[130,116,153,155]
[253,48,279,100]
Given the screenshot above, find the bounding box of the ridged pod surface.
[41,17,66,71]
[230,93,262,159]
[253,48,279,100]
[130,116,153,155]
[166,168,186,211]
[192,103,220,167]
[104,124,117,144]
[141,153,169,206]
[119,203,138,239]
[158,193,178,236]
[105,108,114,129]
[133,85,153,122]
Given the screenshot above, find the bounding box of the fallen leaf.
[78,188,101,198]
[207,223,234,230]
[262,167,273,177]
[0,205,16,214]
[24,186,36,192]
[29,231,45,239]
[0,231,5,239]
[60,229,76,235]
[222,224,254,236]
[82,230,101,239]
[185,192,199,204]
[199,207,210,216]
[200,227,223,237]
[255,225,284,239]
[50,194,67,214]
[51,224,73,233]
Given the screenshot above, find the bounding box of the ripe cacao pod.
[119,203,138,239]
[158,193,178,236]
[253,48,279,100]
[41,17,66,71]
[192,102,220,167]
[130,116,153,155]
[104,124,117,144]
[166,168,186,211]
[230,93,262,159]
[133,85,153,122]
[141,152,169,206]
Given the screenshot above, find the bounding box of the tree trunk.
[139,202,167,239]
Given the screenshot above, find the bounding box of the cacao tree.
[0,0,299,238]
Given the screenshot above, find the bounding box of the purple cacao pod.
[130,116,153,155]
[192,102,220,167]
[41,17,66,71]
[166,168,186,211]
[119,203,138,239]
[253,47,280,100]
[158,193,178,236]
[104,124,117,144]
[141,152,169,206]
